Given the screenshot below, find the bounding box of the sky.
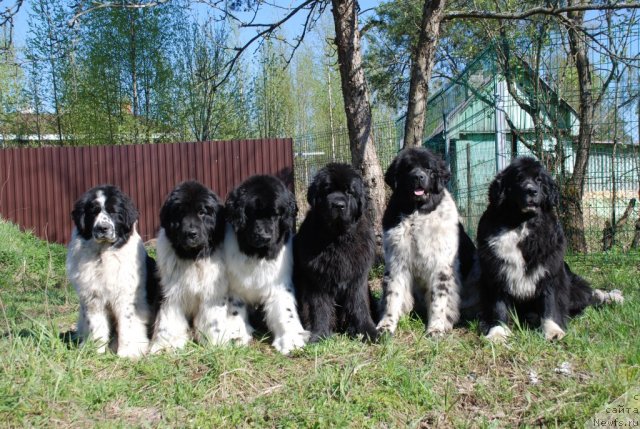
[10,0,384,50]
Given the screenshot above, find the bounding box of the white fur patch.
[223,225,309,354]
[150,228,237,353]
[542,318,565,341]
[377,190,463,336]
[487,225,547,300]
[485,325,512,342]
[66,224,151,358]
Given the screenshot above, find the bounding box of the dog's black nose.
[411,172,426,182]
[94,225,108,234]
[525,185,538,196]
[331,201,346,210]
[185,229,198,239]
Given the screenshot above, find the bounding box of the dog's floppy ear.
[306,177,319,208]
[542,171,560,209]
[117,190,139,231]
[488,170,506,207]
[225,186,247,230]
[71,192,90,237]
[435,158,451,193]
[279,188,298,239]
[160,188,178,230]
[384,156,399,190]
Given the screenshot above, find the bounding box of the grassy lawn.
[1,219,638,428]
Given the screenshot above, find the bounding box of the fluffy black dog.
[294,163,378,342]
[477,157,623,342]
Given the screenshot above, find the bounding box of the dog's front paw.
[148,341,167,355]
[485,325,511,343]
[542,319,566,341]
[426,319,452,337]
[272,331,309,355]
[376,318,397,335]
[117,342,148,359]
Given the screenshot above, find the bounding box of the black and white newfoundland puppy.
[294,163,378,342]
[377,147,480,337]
[66,185,158,358]
[223,175,309,355]
[478,157,623,342]
[150,181,240,353]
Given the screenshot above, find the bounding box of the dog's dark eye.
[535,176,542,184]
[199,206,213,217]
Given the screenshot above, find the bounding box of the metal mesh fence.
[294,29,640,255]
[293,120,402,219]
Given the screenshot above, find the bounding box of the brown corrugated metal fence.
[0,139,294,244]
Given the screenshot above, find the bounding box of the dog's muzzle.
[92,223,116,243]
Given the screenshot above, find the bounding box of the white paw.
[148,335,187,354]
[376,318,397,335]
[426,319,451,337]
[272,331,309,355]
[148,341,167,355]
[542,319,566,341]
[485,325,511,343]
[117,342,148,359]
[607,289,624,304]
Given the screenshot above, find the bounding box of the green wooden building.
[423,49,639,246]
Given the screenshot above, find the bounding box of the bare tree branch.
[68,0,172,27]
[1,0,24,48]
[443,2,640,21]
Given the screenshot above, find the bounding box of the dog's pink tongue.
[414,188,425,196]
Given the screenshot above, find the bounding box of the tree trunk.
[331,0,385,250]
[403,0,447,148]
[561,2,591,253]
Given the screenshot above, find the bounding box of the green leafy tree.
[253,38,295,138]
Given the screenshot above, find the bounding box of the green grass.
[1,219,638,428]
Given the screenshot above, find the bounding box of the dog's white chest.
[156,230,226,304]
[224,227,292,304]
[384,192,459,280]
[487,226,547,300]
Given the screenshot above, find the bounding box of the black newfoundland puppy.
[478,157,623,342]
[66,185,158,358]
[150,181,237,353]
[377,148,480,337]
[223,175,309,354]
[294,163,378,342]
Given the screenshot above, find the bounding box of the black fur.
[294,163,378,342]
[382,147,451,230]
[160,181,225,260]
[477,157,594,335]
[225,175,297,260]
[71,184,138,249]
